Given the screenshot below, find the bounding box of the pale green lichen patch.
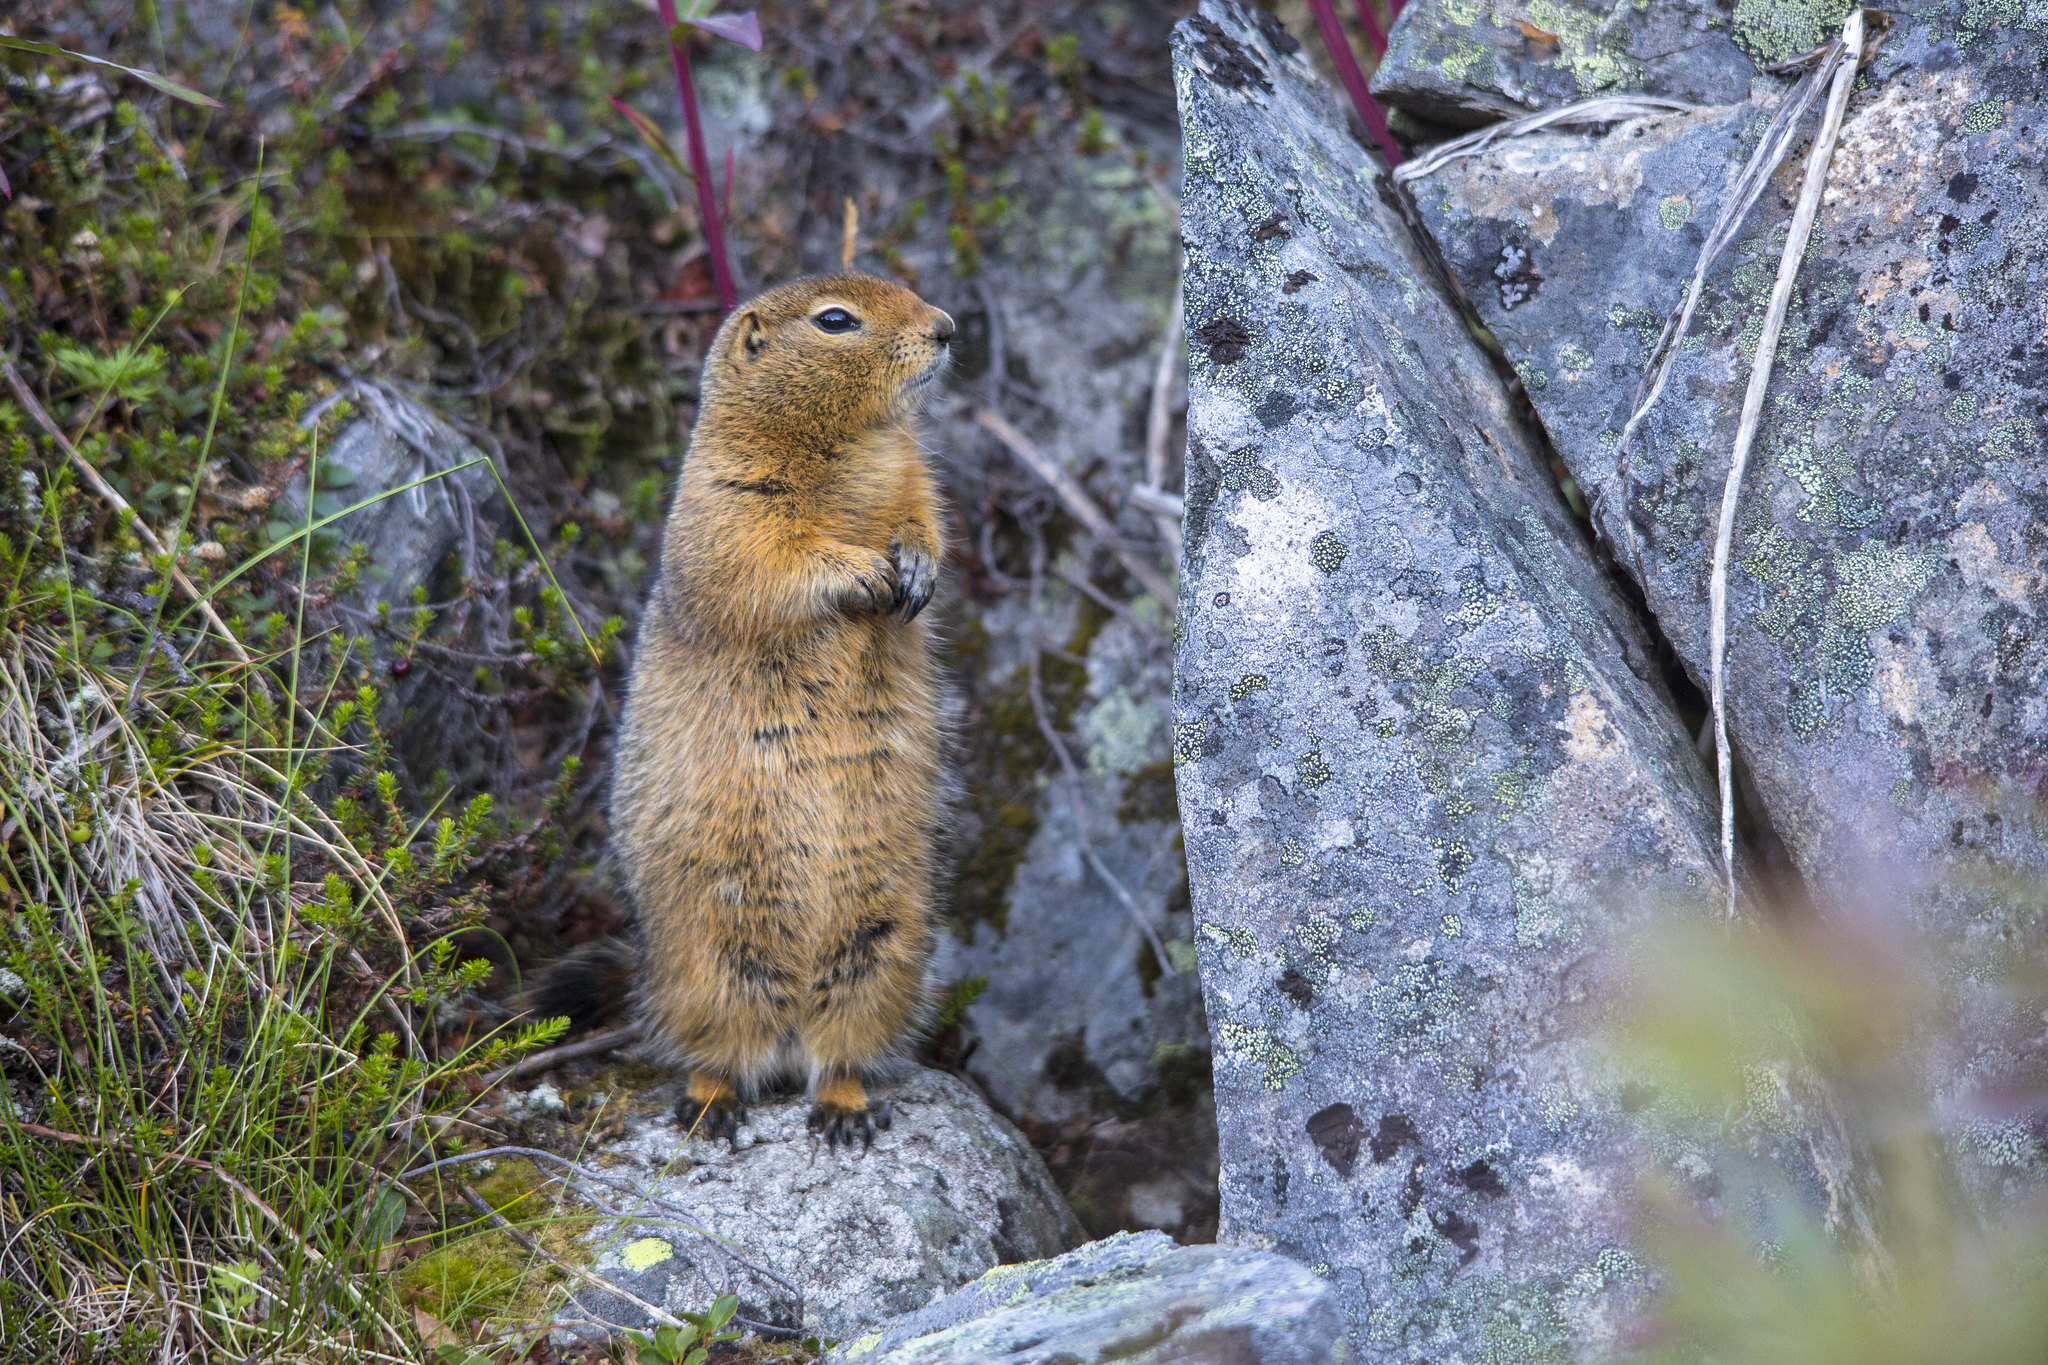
[1740,519,1941,737]
[1230,674,1269,703]
[620,1237,674,1271]
[1173,718,1207,767]
[1525,0,1640,95]
[1658,193,1692,229]
[1201,922,1258,959]
[1439,34,1499,87]
[1216,1021,1302,1090]
[1218,446,1280,499]
[1310,530,1349,574]
[1959,99,2005,132]
[1296,739,1332,788]
[1730,0,1855,64]
[1539,1082,1580,1132]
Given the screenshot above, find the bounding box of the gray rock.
[826,1230,1344,1365]
[1408,12,2048,1186]
[1370,0,1757,129]
[290,380,499,613]
[1173,2,1747,1356]
[556,1067,1080,1339]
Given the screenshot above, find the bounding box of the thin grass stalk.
[1304,0,1404,167]
[654,0,738,314]
[1708,10,1863,917]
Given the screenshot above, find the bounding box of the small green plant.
[623,1292,742,1364]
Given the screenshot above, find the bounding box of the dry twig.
[974,408,1176,608]
[481,1020,647,1088]
[1392,95,1697,184]
[1025,539,1175,977]
[1706,10,1865,917]
[1606,40,1870,573]
[1141,286,1186,562]
[456,1181,690,1332]
[2,360,251,666]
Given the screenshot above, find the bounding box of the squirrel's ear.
[735,311,767,362]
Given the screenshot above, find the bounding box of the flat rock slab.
[1371,0,1757,129]
[542,1067,1079,1339]
[1408,10,2048,1184]
[1173,3,1741,1358]
[826,1230,1343,1365]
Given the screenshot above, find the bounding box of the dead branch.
[481,1021,647,1088]
[975,407,1176,609]
[1707,10,1865,918]
[3,360,252,667]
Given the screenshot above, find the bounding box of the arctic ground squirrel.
[537,273,953,1149]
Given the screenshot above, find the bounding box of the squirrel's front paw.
[890,541,937,622]
[829,549,899,615]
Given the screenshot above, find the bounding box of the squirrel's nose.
[932,310,955,345]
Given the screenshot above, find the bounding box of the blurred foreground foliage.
[1623,917,2048,1365]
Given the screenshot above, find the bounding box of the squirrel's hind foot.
[808,1075,893,1151]
[676,1072,746,1151]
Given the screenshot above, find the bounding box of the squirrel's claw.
[809,1100,888,1151]
[890,542,937,622]
[676,1094,748,1152]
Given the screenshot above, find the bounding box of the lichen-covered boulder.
[1408,7,2048,1188]
[825,1230,1344,1365]
[1171,2,1742,1356]
[549,1067,1081,1339]
[1370,0,1756,129]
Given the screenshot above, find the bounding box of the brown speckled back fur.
[607,274,953,1144]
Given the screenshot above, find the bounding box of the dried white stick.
[1129,486,1185,520]
[1141,286,1185,563]
[1708,9,1863,917]
[1609,50,1847,574]
[1393,95,1696,184]
[975,407,1177,609]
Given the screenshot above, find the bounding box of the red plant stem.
[655,0,738,314]
[1305,0,1404,166]
[1352,0,1388,54]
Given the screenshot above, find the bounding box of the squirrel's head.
[699,274,954,442]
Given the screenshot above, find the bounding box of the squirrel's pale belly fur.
[599,273,953,1146]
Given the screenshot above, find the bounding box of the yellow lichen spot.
[621,1237,674,1272]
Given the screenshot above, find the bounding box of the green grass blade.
[0,34,223,107]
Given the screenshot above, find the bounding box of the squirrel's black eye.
[812,307,861,334]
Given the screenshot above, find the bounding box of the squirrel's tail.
[527,936,638,1034]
